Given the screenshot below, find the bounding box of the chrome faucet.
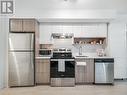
[79,46,82,55]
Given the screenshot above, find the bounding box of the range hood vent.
[52,33,74,39]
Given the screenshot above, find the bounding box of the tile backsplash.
[72,44,105,56]
[53,39,73,49]
[39,43,105,57]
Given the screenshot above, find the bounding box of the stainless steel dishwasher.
[95,58,114,84]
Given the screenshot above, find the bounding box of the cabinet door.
[23,19,35,32]
[36,72,50,84]
[84,59,94,83]
[75,59,94,84]
[75,65,86,83]
[10,19,23,32]
[36,59,50,73]
[35,59,50,84]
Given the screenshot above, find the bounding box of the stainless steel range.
[50,48,75,87]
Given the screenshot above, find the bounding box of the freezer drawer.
[9,52,34,86]
[95,62,114,84]
[9,33,34,51]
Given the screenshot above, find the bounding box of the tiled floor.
[0,81,127,95]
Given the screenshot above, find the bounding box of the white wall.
[14,0,127,10]
[108,15,127,79]
[0,16,9,89]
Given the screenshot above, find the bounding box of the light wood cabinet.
[36,72,50,84]
[10,19,23,32]
[75,58,94,84]
[10,19,36,32]
[23,19,35,32]
[35,59,50,84]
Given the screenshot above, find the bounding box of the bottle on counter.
[96,49,104,57]
[99,40,103,44]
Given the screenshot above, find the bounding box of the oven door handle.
[50,59,59,61]
[61,75,65,77]
[64,59,75,61]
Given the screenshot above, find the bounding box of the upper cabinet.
[10,19,23,32]
[23,19,35,32]
[74,23,107,38]
[10,19,37,32]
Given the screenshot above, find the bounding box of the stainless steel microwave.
[39,49,52,56]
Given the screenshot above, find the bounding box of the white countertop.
[36,53,113,59]
[74,56,114,59]
[36,56,113,59]
[36,56,51,59]
[74,53,113,59]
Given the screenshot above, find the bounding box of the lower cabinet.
[75,58,94,84]
[35,58,94,85]
[51,78,75,87]
[35,59,50,84]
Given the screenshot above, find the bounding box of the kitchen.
[0,0,127,95]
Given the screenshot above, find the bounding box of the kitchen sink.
[76,55,89,57]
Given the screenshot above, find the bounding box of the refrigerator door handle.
[31,52,34,70]
[30,34,34,51]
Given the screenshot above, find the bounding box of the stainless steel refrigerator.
[9,33,35,87]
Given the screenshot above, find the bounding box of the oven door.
[50,59,75,78]
[65,59,75,78]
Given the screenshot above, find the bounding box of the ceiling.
[15,0,127,14]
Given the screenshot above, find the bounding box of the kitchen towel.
[58,59,65,72]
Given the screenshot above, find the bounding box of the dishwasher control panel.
[94,58,114,63]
